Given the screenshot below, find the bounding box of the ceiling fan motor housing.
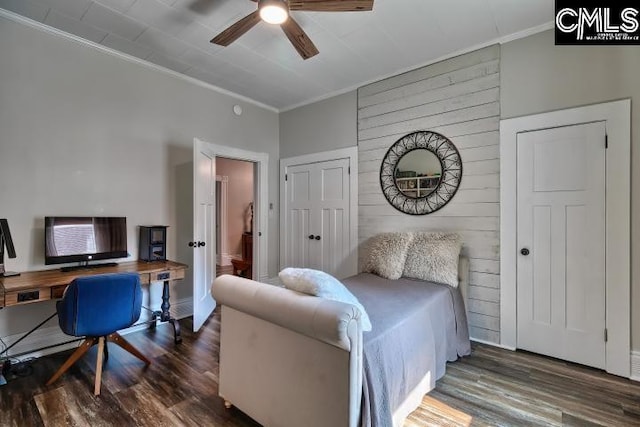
[259,0,289,25]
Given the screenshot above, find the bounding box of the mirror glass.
[394,149,442,198]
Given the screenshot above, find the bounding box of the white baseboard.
[631,351,640,381]
[216,253,233,267]
[470,337,516,351]
[0,297,194,363]
[170,297,193,320]
[1,324,77,362]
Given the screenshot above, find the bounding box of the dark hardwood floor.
[406,346,640,427]
[2,311,640,426]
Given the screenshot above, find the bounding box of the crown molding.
[1,5,555,115]
[0,8,279,113]
[280,21,554,113]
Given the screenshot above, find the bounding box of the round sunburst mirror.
[380,131,462,215]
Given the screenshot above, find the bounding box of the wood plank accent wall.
[357,45,501,344]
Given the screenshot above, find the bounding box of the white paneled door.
[284,158,351,278]
[516,122,606,369]
[192,139,216,332]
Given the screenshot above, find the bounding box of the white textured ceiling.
[0,0,553,110]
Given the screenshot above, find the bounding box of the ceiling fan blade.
[211,10,261,46]
[280,16,319,60]
[289,0,373,12]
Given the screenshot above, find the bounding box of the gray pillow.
[362,232,414,280]
[403,232,462,287]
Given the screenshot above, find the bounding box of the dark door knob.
[315,235,321,241]
[188,241,195,247]
[198,241,206,247]
[521,248,530,256]
[308,235,315,240]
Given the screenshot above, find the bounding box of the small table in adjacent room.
[230,258,252,278]
[231,232,252,278]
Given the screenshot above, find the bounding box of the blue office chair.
[46,273,151,395]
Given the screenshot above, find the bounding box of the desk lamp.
[0,218,20,277]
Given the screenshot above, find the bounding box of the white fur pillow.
[362,232,414,280]
[279,268,372,331]
[402,232,462,287]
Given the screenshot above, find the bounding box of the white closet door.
[285,163,314,269]
[283,157,351,278]
[315,158,350,278]
[516,122,606,369]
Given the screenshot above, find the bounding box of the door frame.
[280,146,358,277]
[500,99,631,377]
[215,175,231,266]
[195,137,269,281]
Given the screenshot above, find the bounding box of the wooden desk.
[0,260,188,343]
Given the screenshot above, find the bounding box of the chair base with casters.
[46,272,151,396]
[46,332,151,395]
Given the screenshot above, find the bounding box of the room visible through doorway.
[215,157,255,279]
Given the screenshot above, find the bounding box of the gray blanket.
[342,273,471,427]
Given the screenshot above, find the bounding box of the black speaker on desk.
[139,226,168,262]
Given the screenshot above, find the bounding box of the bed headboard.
[458,256,470,308]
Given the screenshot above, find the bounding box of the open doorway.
[193,137,268,332]
[215,157,255,279]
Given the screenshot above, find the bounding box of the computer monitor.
[44,216,128,268]
[0,218,19,277]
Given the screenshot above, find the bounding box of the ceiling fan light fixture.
[259,0,288,25]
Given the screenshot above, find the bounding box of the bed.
[211,257,471,427]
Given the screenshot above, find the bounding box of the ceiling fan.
[210,0,374,60]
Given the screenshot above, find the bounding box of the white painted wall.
[6,14,635,357]
[501,29,640,350]
[279,91,357,158]
[0,16,279,351]
[358,45,501,343]
[280,30,638,352]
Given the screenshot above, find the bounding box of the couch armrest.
[212,274,362,351]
